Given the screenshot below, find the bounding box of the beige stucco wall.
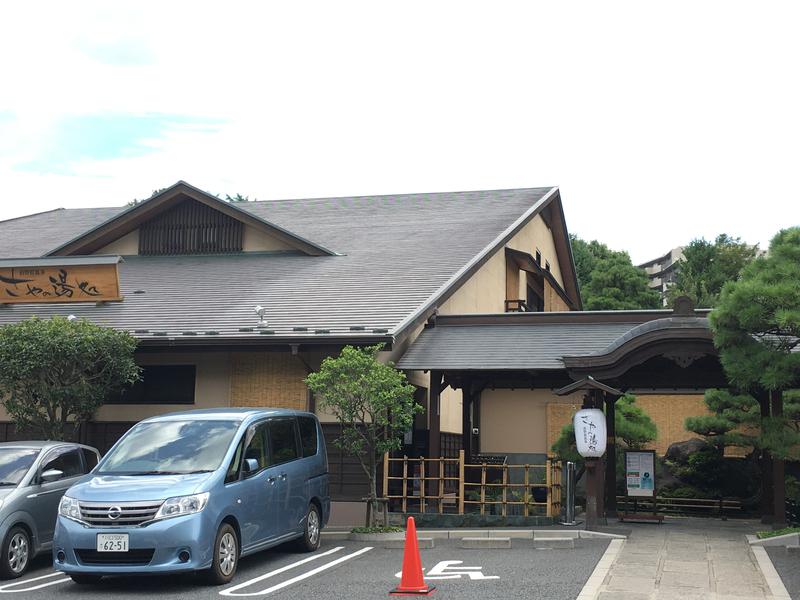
[242,225,296,252]
[94,351,231,421]
[479,389,582,454]
[94,230,139,256]
[439,214,565,315]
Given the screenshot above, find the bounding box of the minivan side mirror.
[40,469,64,483]
[243,458,259,476]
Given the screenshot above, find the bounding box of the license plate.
[96,533,129,552]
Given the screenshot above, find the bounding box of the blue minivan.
[53,408,330,585]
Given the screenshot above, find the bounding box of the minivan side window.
[42,449,83,480]
[242,424,269,475]
[268,418,299,465]
[225,437,245,483]
[81,448,99,472]
[297,417,318,458]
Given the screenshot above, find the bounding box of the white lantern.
[573,408,607,458]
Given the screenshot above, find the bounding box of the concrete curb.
[575,538,625,600]
[321,528,627,542]
[747,532,800,547]
[751,545,792,600]
[459,537,512,549]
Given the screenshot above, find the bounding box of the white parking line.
[0,572,71,593]
[220,546,373,597]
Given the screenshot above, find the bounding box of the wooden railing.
[382,451,562,518]
[617,495,742,517]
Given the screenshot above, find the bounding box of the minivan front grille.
[78,501,163,527]
[75,548,155,565]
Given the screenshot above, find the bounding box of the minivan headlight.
[154,492,210,520]
[59,496,81,521]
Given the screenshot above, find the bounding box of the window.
[243,423,269,474]
[297,417,318,457]
[0,448,39,486]
[97,420,239,475]
[545,260,551,273]
[42,449,83,480]
[106,365,196,405]
[225,438,245,483]
[81,448,99,472]
[268,418,300,465]
[527,285,544,312]
[535,249,542,266]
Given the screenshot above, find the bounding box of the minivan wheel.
[295,504,321,552]
[206,523,238,585]
[70,574,102,585]
[0,526,30,579]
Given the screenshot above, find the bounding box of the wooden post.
[439,456,444,514]
[458,450,465,515]
[604,393,617,519]
[585,458,600,530]
[420,458,426,514]
[480,463,486,516]
[501,465,508,517]
[546,458,553,518]
[524,465,530,517]
[462,379,473,461]
[402,455,408,514]
[428,372,442,499]
[382,452,389,500]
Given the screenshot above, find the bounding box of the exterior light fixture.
[573,408,607,458]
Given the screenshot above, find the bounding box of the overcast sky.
[1,1,798,263]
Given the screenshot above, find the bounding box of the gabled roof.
[45,181,337,257]
[0,186,572,344]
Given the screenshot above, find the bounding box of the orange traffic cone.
[390,516,435,596]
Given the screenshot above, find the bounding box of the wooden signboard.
[0,262,122,304]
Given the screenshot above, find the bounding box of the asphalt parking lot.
[0,538,610,600]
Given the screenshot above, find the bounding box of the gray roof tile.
[0,188,555,340]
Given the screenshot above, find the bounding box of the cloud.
[14,114,224,175]
[77,38,155,67]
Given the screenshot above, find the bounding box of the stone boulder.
[664,438,711,464]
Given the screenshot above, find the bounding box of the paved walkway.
[596,518,780,600]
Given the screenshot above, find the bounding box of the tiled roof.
[0,188,557,342]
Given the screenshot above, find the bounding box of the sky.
[1,1,798,264]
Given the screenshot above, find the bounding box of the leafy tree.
[668,234,758,308]
[0,317,140,440]
[570,235,660,310]
[710,227,800,521]
[711,227,800,395]
[552,394,657,481]
[687,388,800,458]
[305,344,421,526]
[582,253,661,310]
[569,234,613,290]
[225,193,251,202]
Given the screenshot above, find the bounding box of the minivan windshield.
[0,448,40,486]
[97,420,240,475]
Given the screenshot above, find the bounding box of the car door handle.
[280,473,287,481]
[267,476,277,485]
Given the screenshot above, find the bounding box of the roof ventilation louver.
[205,331,220,335]
[152,331,167,336]
[350,326,366,331]
[372,328,389,334]
[293,327,308,332]
[239,327,254,332]
[182,331,198,336]
[259,330,275,335]
[314,329,331,335]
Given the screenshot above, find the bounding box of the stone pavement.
[596,518,778,600]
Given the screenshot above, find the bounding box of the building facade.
[0,182,715,518]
